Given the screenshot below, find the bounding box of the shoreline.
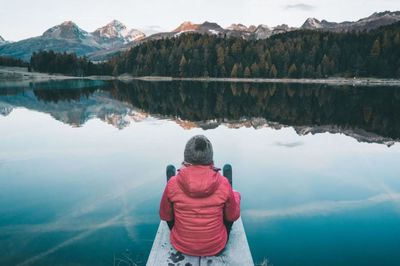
[131,76,400,86]
[1,66,400,86]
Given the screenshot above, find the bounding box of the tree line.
[8,21,400,78]
[113,22,400,78]
[0,56,28,67]
[30,50,113,76]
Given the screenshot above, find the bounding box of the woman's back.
[165,166,233,256]
[159,135,241,256]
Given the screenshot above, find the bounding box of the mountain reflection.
[1,80,399,145]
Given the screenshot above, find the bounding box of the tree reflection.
[1,80,399,142]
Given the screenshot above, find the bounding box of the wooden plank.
[200,218,254,266]
[146,221,200,266]
[146,218,254,266]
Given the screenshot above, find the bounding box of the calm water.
[1,80,400,266]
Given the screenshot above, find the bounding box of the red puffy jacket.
[159,165,241,256]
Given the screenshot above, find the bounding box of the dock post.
[166,165,176,182]
[223,164,232,186]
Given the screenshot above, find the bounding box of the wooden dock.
[147,164,254,266]
[146,217,254,266]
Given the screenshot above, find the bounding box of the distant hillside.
[1,11,399,61]
[301,11,400,32]
[0,21,144,61]
[111,21,400,78]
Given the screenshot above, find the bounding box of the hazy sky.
[0,0,399,41]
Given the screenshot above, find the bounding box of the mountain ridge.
[1,11,400,61]
[301,10,400,31]
[92,20,145,48]
[0,20,145,61]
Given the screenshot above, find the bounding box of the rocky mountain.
[196,21,225,34]
[1,11,400,61]
[146,21,226,41]
[43,21,91,40]
[146,20,294,43]
[172,21,199,32]
[0,21,102,61]
[0,20,145,61]
[92,20,145,49]
[301,18,324,29]
[228,23,255,32]
[98,21,223,59]
[301,11,400,32]
[224,23,297,40]
[252,25,273,39]
[0,35,5,45]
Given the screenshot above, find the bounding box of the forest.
[25,22,400,78]
[0,56,28,67]
[29,51,113,76]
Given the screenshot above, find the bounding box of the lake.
[1,80,400,266]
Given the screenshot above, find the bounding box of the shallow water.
[1,80,400,266]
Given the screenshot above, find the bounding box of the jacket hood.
[177,165,220,198]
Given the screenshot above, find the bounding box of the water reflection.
[1,80,400,145]
[1,80,400,266]
[246,191,400,219]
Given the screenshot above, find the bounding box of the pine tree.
[371,39,381,57]
[244,66,251,78]
[270,64,278,78]
[288,64,298,78]
[231,63,239,78]
[179,55,188,77]
[250,63,260,77]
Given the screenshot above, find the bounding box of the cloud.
[245,192,400,220]
[284,3,316,11]
[274,141,304,148]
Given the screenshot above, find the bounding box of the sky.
[0,0,399,41]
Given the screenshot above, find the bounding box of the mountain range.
[0,20,145,61]
[301,11,400,31]
[0,11,399,61]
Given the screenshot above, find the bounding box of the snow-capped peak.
[93,20,145,43]
[301,18,322,29]
[125,29,145,42]
[256,24,271,30]
[359,11,400,24]
[228,23,250,32]
[368,11,400,19]
[42,21,89,39]
[0,35,5,43]
[94,20,127,39]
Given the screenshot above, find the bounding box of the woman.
[159,135,241,256]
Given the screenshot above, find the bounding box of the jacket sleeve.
[224,188,241,222]
[159,184,174,221]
